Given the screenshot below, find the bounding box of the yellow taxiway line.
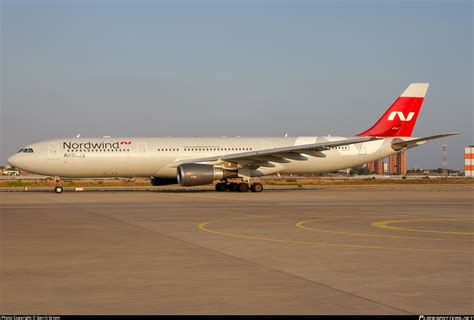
[197,216,473,254]
[296,219,473,242]
[371,218,474,235]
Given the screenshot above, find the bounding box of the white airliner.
[8,83,459,193]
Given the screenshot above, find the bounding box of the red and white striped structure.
[465,146,474,177]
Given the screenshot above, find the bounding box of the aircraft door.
[48,143,59,160]
[262,141,272,151]
[138,142,147,157]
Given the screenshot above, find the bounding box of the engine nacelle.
[177,164,237,186]
[150,176,178,186]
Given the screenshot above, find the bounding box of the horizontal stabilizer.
[391,132,461,150]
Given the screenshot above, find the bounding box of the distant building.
[465,146,474,177]
[365,151,406,175]
[367,161,374,172]
[389,150,407,175]
[389,154,396,174]
[367,159,384,174]
[399,151,407,175]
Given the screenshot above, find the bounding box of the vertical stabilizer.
[357,83,429,137]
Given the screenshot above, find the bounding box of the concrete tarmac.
[1,189,473,314]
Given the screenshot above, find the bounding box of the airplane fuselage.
[9,136,399,178]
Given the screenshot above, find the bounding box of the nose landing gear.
[53,176,63,193]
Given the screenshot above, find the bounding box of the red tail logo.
[388,111,415,122]
[357,83,429,137]
[120,141,132,145]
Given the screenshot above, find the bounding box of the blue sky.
[1,0,472,170]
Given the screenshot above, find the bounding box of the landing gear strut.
[215,180,264,192]
[53,176,63,194]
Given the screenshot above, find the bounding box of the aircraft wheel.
[54,186,64,194]
[251,183,263,192]
[227,182,239,192]
[215,183,227,192]
[238,183,250,192]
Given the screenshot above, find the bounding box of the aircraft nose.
[7,154,20,168]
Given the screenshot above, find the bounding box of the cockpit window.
[18,148,33,153]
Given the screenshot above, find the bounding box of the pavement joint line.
[1,200,473,210]
[309,205,474,222]
[45,200,414,315]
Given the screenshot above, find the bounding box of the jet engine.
[150,176,178,186]
[177,164,237,186]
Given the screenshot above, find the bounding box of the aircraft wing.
[391,132,461,150]
[171,136,379,170]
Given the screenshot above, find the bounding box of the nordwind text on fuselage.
[63,141,123,150]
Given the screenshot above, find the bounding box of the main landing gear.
[215,181,263,192]
[53,176,63,193]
